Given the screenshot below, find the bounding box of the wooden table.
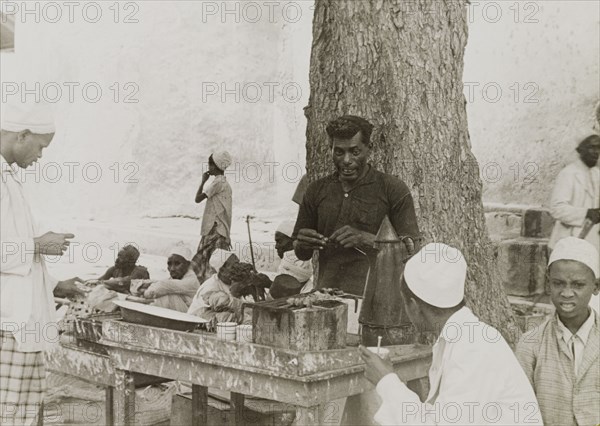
[44,336,169,425]
[101,320,432,425]
[45,338,117,425]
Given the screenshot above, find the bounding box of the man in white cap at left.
[516,237,599,426]
[1,101,86,425]
[192,151,233,282]
[141,242,201,312]
[360,243,542,425]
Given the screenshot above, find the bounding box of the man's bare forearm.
[195,182,207,203]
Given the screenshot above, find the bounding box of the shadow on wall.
[0,13,15,51]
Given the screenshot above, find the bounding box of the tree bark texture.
[305,0,519,343]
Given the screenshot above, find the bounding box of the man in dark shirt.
[293,115,420,295]
[99,244,150,292]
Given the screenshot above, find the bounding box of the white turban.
[169,243,192,261]
[276,221,296,238]
[210,248,235,271]
[404,243,467,308]
[1,100,55,134]
[548,237,599,278]
[211,151,232,171]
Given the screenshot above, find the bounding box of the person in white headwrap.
[187,249,239,319]
[270,220,313,299]
[360,243,541,426]
[1,101,87,425]
[192,151,233,283]
[516,237,599,426]
[139,243,201,312]
[548,134,600,252]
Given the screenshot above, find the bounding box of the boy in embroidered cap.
[360,243,541,425]
[192,151,233,282]
[516,237,599,426]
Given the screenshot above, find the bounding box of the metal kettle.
[359,216,415,345]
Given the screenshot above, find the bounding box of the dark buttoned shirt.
[293,166,420,295]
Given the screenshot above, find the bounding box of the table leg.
[105,386,114,425]
[191,385,208,426]
[114,369,135,426]
[230,392,245,425]
[295,405,323,426]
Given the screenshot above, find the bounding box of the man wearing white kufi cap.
[187,249,239,317]
[517,237,599,426]
[192,151,233,282]
[140,243,201,312]
[1,101,87,425]
[361,243,542,425]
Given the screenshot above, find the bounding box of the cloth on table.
[59,286,124,330]
[0,332,46,426]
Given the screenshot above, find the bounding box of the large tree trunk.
[305,0,519,344]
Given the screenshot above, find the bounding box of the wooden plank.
[102,320,430,377]
[230,392,245,425]
[191,385,208,426]
[104,345,431,407]
[114,369,136,426]
[45,343,116,387]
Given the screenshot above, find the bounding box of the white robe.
[549,158,600,312]
[1,155,58,352]
[374,307,542,425]
[549,159,599,251]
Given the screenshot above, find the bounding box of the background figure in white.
[549,134,600,312]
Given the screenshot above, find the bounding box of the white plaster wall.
[464,0,600,206]
[1,1,314,225]
[2,0,598,225]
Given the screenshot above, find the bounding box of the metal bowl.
[113,300,208,332]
